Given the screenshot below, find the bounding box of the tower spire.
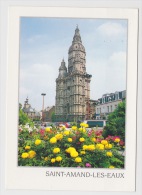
[58,59,67,78]
[73,25,82,43]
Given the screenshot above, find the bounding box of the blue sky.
[19,17,127,111]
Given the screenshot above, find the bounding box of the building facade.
[43,106,55,122]
[55,26,92,122]
[95,90,126,119]
[22,97,41,121]
[90,100,98,119]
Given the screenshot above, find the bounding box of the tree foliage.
[19,104,33,126]
[51,112,56,122]
[102,101,126,141]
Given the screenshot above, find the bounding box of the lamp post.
[41,93,46,122]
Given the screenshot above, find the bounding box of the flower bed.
[18,123,125,168]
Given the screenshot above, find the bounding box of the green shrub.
[102,101,125,141]
[19,108,34,126]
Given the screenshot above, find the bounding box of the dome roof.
[69,43,85,53]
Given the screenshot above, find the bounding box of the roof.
[44,106,55,112]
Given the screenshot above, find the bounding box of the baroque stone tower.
[55,26,92,122]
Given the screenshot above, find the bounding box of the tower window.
[107,106,109,113]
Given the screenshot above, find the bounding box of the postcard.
[6,6,138,191]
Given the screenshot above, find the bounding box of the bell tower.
[68,26,86,74]
[55,59,67,117]
[55,26,92,122]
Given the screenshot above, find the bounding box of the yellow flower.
[84,123,89,128]
[53,148,60,154]
[45,127,51,132]
[105,144,113,149]
[101,140,108,145]
[80,123,89,128]
[35,139,41,145]
[61,127,66,131]
[114,138,120,143]
[55,134,63,140]
[25,145,31,150]
[82,128,86,133]
[96,143,105,150]
[68,138,72,142]
[72,126,77,130]
[79,127,83,131]
[109,166,115,169]
[79,137,85,142]
[51,158,56,163]
[66,147,76,153]
[106,151,113,157]
[21,152,29,159]
[91,138,96,142]
[50,137,57,144]
[63,130,70,135]
[75,157,82,163]
[80,151,86,155]
[80,123,85,127]
[83,145,88,150]
[44,157,48,161]
[56,156,62,162]
[88,144,95,151]
[70,151,79,158]
[28,150,36,158]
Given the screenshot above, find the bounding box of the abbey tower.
[55,26,92,122]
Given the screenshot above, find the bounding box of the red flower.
[95,130,103,137]
[119,140,125,146]
[39,129,45,136]
[112,136,120,141]
[96,138,102,143]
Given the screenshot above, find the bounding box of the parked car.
[64,122,71,128]
[83,120,106,129]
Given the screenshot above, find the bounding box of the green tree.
[102,101,126,141]
[51,112,56,122]
[19,104,33,126]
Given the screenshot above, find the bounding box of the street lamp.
[41,93,46,122]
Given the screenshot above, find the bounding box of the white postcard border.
[0,1,141,194]
[5,6,138,192]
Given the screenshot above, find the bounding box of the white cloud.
[97,22,126,37]
[88,51,126,100]
[19,63,59,110]
[27,34,43,43]
[109,51,126,66]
